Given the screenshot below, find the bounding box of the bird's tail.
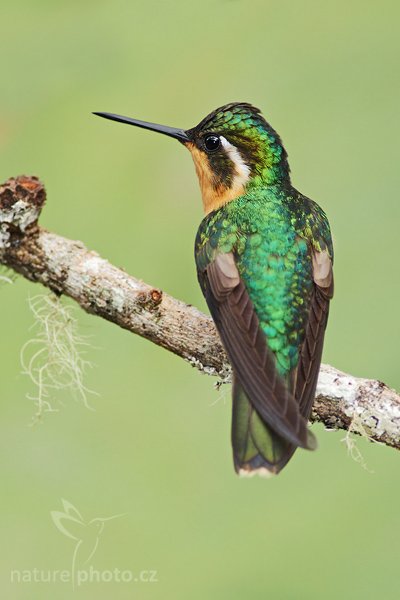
[231,376,298,476]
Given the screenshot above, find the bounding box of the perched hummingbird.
[94,103,334,476]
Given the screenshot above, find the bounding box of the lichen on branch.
[1,175,399,450]
[21,293,95,421]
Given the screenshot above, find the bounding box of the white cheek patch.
[220,135,251,187]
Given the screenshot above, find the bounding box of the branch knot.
[0,176,46,253]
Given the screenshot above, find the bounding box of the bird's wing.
[197,251,316,450]
[294,249,334,417]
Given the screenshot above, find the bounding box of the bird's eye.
[204,135,220,152]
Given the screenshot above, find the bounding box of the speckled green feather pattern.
[195,185,333,378]
[191,102,289,186]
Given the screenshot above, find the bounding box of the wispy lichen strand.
[21,294,95,422]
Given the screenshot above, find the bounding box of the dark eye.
[204,134,220,152]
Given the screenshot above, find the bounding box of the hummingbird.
[94,103,334,476]
[51,499,124,588]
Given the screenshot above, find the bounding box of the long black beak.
[93,112,190,143]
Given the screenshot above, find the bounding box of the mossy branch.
[1,175,399,450]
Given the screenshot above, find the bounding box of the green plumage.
[196,190,331,374]
[196,189,332,375]
[195,186,333,473]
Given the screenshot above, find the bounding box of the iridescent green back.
[195,185,333,378]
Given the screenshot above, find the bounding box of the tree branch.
[1,176,399,450]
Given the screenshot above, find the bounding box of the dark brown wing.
[199,252,316,450]
[245,248,334,474]
[295,249,334,417]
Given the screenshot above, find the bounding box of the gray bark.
[1,176,399,450]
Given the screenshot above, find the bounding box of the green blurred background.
[1,0,400,598]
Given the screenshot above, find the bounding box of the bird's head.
[94,102,290,214]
